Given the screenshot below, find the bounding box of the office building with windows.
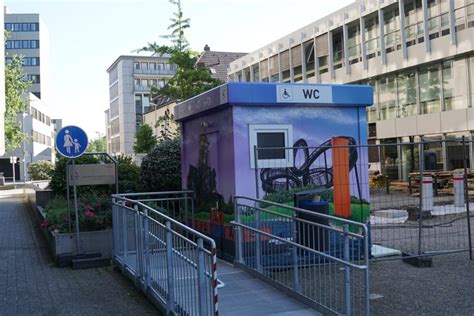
[105,55,176,155]
[228,0,474,181]
[5,11,49,102]
[0,93,55,181]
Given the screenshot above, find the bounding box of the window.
[249,124,293,168]
[4,23,39,32]
[134,79,140,87]
[378,76,397,120]
[25,74,40,84]
[141,79,148,87]
[134,62,140,70]
[149,62,156,70]
[141,62,148,70]
[398,71,418,117]
[419,65,441,114]
[5,40,39,49]
[442,59,467,111]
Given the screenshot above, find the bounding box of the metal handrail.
[231,221,367,270]
[235,195,368,230]
[113,195,213,246]
[112,192,218,316]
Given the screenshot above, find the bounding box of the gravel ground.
[370,252,474,315]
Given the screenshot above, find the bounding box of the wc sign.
[276,84,333,104]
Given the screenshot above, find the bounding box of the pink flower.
[40,219,49,228]
[85,209,95,219]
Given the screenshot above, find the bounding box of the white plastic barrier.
[453,173,465,207]
[422,176,433,211]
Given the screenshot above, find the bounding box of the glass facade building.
[228,0,474,181]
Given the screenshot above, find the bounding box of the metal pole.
[197,238,209,316]
[255,206,262,273]
[235,198,243,263]
[343,224,351,315]
[418,138,424,256]
[165,221,175,314]
[66,159,71,233]
[114,158,119,194]
[72,159,81,254]
[254,145,260,199]
[292,216,301,293]
[462,136,473,260]
[364,224,370,316]
[134,204,141,284]
[143,208,151,288]
[11,158,16,189]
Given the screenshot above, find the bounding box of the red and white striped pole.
[453,173,465,207]
[211,246,219,316]
[422,176,433,211]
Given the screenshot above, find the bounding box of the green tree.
[140,138,181,193]
[116,155,140,193]
[87,137,106,152]
[134,124,157,154]
[5,47,31,151]
[137,0,222,102]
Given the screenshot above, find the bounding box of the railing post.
[235,198,243,263]
[343,224,352,316]
[255,204,262,273]
[363,224,370,316]
[134,204,141,284]
[292,215,301,293]
[462,136,473,260]
[165,221,175,314]
[122,201,128,272]
[197,238,209,316]
[418,138,425,256]
[112,202,117,258]
[143,208,151,289]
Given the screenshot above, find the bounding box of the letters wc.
[175,82,373,240]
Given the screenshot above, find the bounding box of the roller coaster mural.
[260,136,359,193]
[259,136,368,222]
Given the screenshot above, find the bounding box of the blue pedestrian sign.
[55,125,88,158]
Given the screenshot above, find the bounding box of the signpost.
[9,156,17,188]
[56,126,88,254]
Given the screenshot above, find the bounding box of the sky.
[5,0,355,140]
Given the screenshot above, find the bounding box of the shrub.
[28,160,54,180]
[42,192,112,233]
[140,138,181,192]
[117,155,140,193]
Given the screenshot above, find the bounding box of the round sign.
[55,125,88,158]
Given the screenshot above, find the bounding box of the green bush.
[117,155,140,193]
[28,160,54,180]
[140,138,181,192]
[42,192,112,233]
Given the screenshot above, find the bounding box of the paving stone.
[0,195,157,315]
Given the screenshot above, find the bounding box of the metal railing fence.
[232,196,370,316]
[112,191,218,316]
[253,137,474,261]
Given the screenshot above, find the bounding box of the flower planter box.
[35,206,112,267]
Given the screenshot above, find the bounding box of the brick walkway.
[0,194,158,315]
